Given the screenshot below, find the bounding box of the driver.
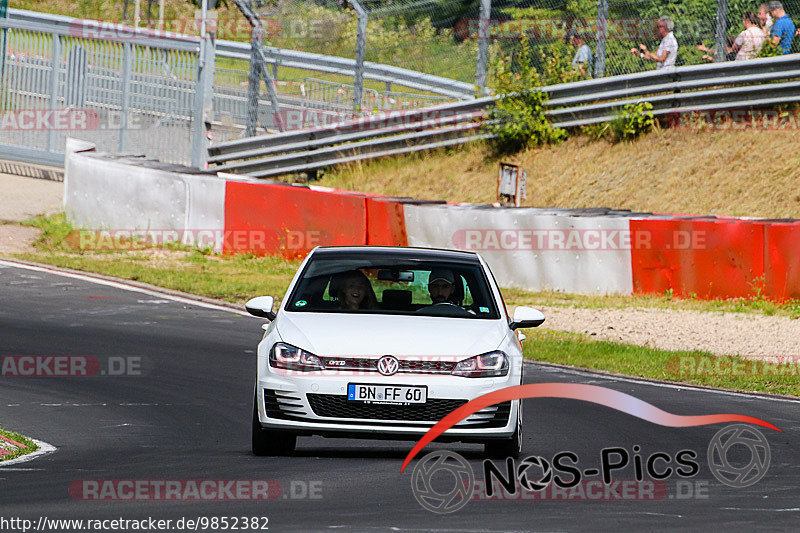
[427,269,457,305]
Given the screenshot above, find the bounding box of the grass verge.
[8,214,800,397]
[312,130,800,219]
[0,429,39,462]
[16,214,800,317]
[522,329,800,397]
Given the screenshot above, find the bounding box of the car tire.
[484,401,522,459]
[252,398,296,456]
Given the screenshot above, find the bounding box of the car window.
[285,258,499,319]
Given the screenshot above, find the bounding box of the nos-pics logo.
[410,424,771,514]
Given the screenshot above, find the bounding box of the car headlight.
[452,351,509,378]
[269,342,323,372]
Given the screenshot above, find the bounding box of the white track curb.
[0,439,56,466]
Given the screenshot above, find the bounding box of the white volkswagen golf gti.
[245,246,545,457]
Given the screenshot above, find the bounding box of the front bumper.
[255,372,519,441]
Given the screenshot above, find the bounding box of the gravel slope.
[539,305,800,361]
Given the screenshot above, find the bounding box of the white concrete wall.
[64,139,226,251]
[405,204,634,294]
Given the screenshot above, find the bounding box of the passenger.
[333,270,378,310]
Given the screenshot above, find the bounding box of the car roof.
[310,246,481,264]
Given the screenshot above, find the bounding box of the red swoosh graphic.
[401,383,781,472]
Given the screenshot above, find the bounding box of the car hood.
[275,312,508,357]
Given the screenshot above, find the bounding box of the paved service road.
[1,262,798,531]
[0,172,63,222]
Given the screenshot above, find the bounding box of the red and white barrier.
[763,221,800,300]
[64,143,800,300]
[404,204,635,294]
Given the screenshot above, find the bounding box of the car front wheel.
[252,397,296,456]
[484,401,522,459]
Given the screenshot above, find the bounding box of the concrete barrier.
[64,140,225,251]
[404,204,635,294]
[64,143,800,300]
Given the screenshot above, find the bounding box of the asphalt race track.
[1,262,798,531]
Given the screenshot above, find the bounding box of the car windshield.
[285,256,500,319]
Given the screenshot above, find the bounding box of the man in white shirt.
[568,30,593,77]
[631,16,678,69]
[734,11,766,59]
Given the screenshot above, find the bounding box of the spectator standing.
[696,36,737,61]
[568,30,593,77]
[769,1,794,53]
[734,12,766,59]
[631,16,678,69]
[759,3,774,33]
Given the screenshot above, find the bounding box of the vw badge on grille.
[377,355,400,376]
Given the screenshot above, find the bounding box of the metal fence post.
[246,25,262,137]
[715,0,728,62]
[119,42,132,153]
[0,0,7,82]
[256,46,284,131]
[594,0,607,77]
[475,0,491,93]
[191,0,216,168]
[47,33,60,153]
[350,0,367,113]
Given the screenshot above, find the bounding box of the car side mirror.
[509,306,545,330]
[245,296,276,321]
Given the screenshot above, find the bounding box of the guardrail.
[9,8,476,99]
[545,54,800,128]
[0,8,474,167]
[0,15,200,166]
[208,98,492,177]
[209,54,800,177]
[0,9,472,166]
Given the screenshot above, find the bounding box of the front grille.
[264,391,511,428]
[319,357,375,371]
[401,360,457,373]
[317,357,457,374]
[264,389,308,420]
[308,393,466,421]
[462,401,511,428]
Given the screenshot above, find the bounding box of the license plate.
[347,383,427,404]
